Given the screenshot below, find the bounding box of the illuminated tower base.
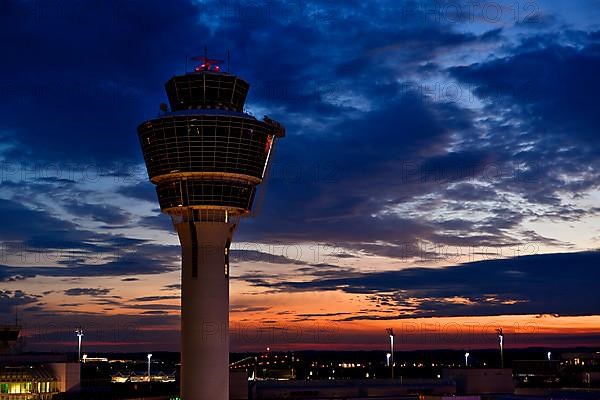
[177,219,235,400]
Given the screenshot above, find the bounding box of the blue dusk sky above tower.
[0,0,599,351]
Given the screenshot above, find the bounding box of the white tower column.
[138,65,285,400]
[176,220,235,400]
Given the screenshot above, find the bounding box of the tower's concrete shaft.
[137,64,284,400]
[177,221,234,400]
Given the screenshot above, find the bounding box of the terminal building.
[0,326,80,400]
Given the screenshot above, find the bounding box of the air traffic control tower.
[137,56,284,400]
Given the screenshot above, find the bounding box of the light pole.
[547,351,551,361]
[465,352,470,367]
[496,328,504,368]
[75,327,83,362]
[254,356,258,381]
[386,328,394,379]
[147,354,152,382]
[291,354,295,380]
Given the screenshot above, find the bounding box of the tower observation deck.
[137,57,284,400]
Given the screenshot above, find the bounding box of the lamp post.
[386,328,394,379]
[496,328,504,368]
[465,352,470,367]
[147,354,153,382]
[291,354,295,380]
[75,327,83,362]
[254,356,258,381]
[547,351,551,361]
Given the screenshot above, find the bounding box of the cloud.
[451,34,600,146]
[237,89,477,249]
[244,251,600,319]
[66,202,131,225]
[0,198,77,242]
[126,303,180,311]
[449,33,600,208]
[0,242,180,281]
[64,288,112,297]
[0,290,41,314]
[132,296,180,302]
[0,0,599,351]
[3,0,583,261]
[0,0,209,165]
[138,214,173,232]
[117,181,157,203]
[230,305,271,313]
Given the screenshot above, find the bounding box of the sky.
[0,0,599,353]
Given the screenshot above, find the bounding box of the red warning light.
[192,56,224,72]
[264,135,273,155]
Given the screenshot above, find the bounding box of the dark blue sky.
[0,0,599,351]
